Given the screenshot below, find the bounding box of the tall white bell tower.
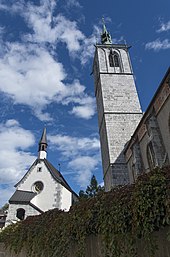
[93,21,143,191]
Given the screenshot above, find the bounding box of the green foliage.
[1,166,170,257]
[79,175,104,199]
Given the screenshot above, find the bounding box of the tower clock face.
[32,181,44,193]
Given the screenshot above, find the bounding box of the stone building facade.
[124,67,170,182]
[93,24,142,190]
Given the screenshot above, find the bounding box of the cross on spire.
[101,18,112,44]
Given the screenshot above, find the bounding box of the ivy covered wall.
[0,166,170,257]
[0,229,170,257]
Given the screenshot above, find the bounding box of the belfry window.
[109,53,114,67]
[114,54,119,67]
[109,51,120,68]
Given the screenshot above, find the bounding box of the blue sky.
[0,0,169,207]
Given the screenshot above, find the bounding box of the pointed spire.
[101,18,112,44]
[38,128,48,159]
[39,127,47,145]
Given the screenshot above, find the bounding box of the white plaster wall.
[60,186,72,212]
[38,150,47,159]
[6,203,40,226]
[17,160,72,212]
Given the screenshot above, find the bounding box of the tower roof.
[101,18,112,44]
[39,128,48,145]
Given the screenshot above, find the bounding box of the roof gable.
[15,158,78,197]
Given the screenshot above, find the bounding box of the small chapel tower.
[93,20,143,190]
[38,128,48,159]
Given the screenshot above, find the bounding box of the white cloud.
[68,156,99,187]
[79,25,100,65]
[1,0,99,61]
[0,3,9,11]
[0,43,64,119]
[54,15,85,53]
[145,38,170,51]
[22,2,98,61]
[48,134,100,157]
[0,120,36,185]
[157,21,170,33]
[48,133,101,187]
[65,0,82,8]
[70,105,95,119]
[0,0,97,120]
[12,1,85,53]
[0,26,4,35]
[0,42,95,120]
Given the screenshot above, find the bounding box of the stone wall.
[1,227,170,257]
[125,70,170,184]
[93,45,142,190]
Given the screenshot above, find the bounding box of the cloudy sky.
[0,0,169,207]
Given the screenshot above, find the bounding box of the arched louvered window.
[109,51,120,68]
[114,54,119,67]
[109,53,114,67]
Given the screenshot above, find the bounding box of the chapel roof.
[9,190,44,213]
[9,190,36,204]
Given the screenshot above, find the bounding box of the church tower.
[93,21,143,191]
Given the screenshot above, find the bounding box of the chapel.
[5,128,78,226]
